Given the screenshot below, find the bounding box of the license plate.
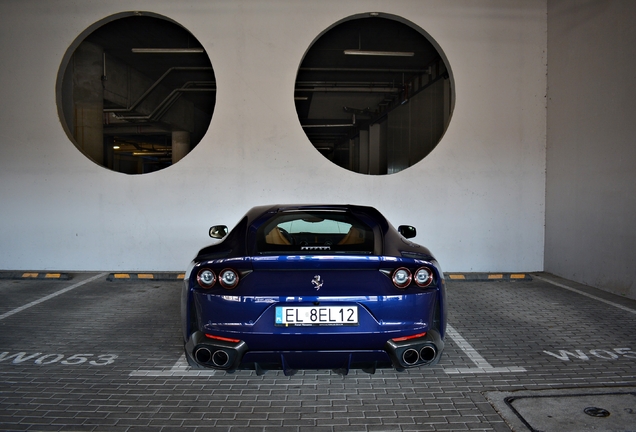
[275,306,358,326]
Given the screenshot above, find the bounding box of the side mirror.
[398,225,417,239]
[209,225,228,239]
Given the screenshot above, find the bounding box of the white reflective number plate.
[275,306,358,326]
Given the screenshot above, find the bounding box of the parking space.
[0,275,77,317]
[1,273,635,431]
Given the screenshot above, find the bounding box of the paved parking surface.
[1,273,635,431]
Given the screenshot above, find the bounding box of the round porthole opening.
[57,12,216,174]
[295,13,454,175]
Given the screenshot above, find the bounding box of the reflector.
[205,334,241,343]
[392,332,427,342]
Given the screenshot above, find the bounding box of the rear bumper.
[185,330,443,375]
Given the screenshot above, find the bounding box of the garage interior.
[1,1,635,431]
[60,15,216,175]
[60,14,451,176]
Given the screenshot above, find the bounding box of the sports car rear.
[182,205,446,374]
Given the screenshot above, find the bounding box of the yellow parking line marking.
[138,274,154,279]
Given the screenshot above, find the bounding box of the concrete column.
[73,41,104,164]
[172,131,190,164]
[368,123,387,175]
[358,129,369,174]
[347,138,356,172]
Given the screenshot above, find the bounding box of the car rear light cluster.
[392,267,412,288]
[196,268,240,289]
[391,266,434,289]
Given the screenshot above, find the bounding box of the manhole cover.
[583,406,610,417]
[505,392,635,431]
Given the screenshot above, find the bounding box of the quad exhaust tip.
[188,332,248,370]
[402,348,420,365]
[212,350,230,367]
[194,347,231,367]
[195,347,212,364]
[400,345,437,367]
[420,345,436,362]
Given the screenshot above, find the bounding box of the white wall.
[0,0,547,272]
[546,0,636,298]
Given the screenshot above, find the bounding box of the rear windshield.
[256,210,374,254]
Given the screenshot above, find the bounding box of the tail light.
[392,267,412,289]
[414,267,434,287]
[197,268,216,288]
[219,268,239,289]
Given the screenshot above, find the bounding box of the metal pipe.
[104,67,214,113]
[419,346,437,363]
[111,82,215,121]
[402,348,420,366]
[211,350,230,367]
[194,347,211,364]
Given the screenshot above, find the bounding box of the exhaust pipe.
[195,347,212,364]
[419,345,437,363]
[195,347,231,367]
[212,350,230,367]
[187,332,249,370]
[402,348,420,366]
[384,329,444,369]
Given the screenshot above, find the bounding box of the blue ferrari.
[181,204,446,375]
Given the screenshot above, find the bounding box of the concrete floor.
[1,272,635,431]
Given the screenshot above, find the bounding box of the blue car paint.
[182,204,446,374]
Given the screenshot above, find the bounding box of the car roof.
[196,204,434,262]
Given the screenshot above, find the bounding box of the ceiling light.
[132,152,170,156]
[132,48,204,54]
[344,49,414,57]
